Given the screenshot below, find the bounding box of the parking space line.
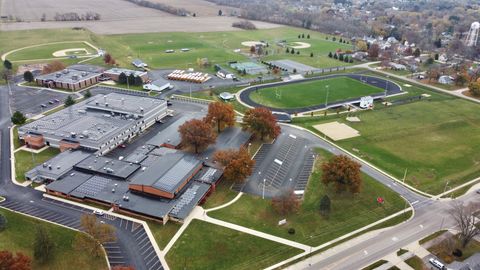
[149,260,161,270]
[137,236,150,247]
[144,249,156,261]
[141,246,154,256]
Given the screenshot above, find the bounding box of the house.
[143,79,173,92]
[439,54,448,62]
[389,63,407,70]
[132,59,148,68]
[352,51,368,60]
[438,75,454,85]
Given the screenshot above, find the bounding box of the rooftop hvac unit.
[56,73,62,78]
[57,166,61,170]
[71,75,78,80]
[112,188,115,193]
[42,163,47,168]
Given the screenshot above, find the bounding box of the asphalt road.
[0,84,163,270]
[239,73,403,114]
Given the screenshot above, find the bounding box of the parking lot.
[8,85,72,117]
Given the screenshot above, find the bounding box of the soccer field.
[249,76,384,109]
[294,78,480,195]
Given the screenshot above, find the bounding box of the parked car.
[93,209,104,216]
[428,258,446,270]
[40,104,47,108]
[476,189,480,194]
[118,144,126,149]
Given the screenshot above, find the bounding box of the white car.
[93,209,104,216]
[428,258,446,270]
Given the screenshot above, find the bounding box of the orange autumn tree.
[205,102,235,132]
[242,107,281,140]
[178,119,217,153]
[0,250,31,270]
[213,147,255,183]
[42,61,66,74]
[321,155,362,194]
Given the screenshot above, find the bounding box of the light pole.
[262,178,266,199]
[443,180,449,194]
[324,85,330,108]
[385,76,389,98]
[248,142,252,154]
[402,168,408,183]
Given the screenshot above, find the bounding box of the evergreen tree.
[11,111,26,125]
[301,33,305,38]
[118,72,127,84]
[307,34,310,39]
[333,53,338,59]
[34,226,55,264]
[310,52,314,57]
[286,47,290,53]
[3,59,12,70]
[83,89,92,98]
[23,71,34,82]
[339,54,344,61]
[291,48,295,54]
[128,74,135,86]
[64,96,75,107]
[134,76,143,86]
[319,195,331,216]
[328,52,333,58]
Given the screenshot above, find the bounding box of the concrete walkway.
[204,192,243,212]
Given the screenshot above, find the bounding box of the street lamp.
[443,180,450,194]
[262,178,266,199]
[324,85,330,108]
[248,142,252,154]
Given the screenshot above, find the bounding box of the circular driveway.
[237,73,402,114]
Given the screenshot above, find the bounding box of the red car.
[118,144,126,149]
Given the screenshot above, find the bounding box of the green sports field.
[6,41,95,61]
[0,27,353,71]
[249,76,384,109]
[294,74,480,195]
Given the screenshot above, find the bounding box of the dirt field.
[146,0,240,16]
[313,121,361,141]
[0,16,280,34]
[0,0,172,21]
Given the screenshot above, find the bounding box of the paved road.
[0,84,163,270]
[238,73,402,114]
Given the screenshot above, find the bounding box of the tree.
[425,58,434,65]
[205,102,235,132]
[319,195,331,217]
[286,47,290,53]
[468,81,480,96]
[23,71,34,82]
[3,59,12,70]
[339,38,343,43]
[434,53,439,60]
[64,96,75,107]
[75,214,116,257]
[448,201,480,248]
[250,45,256,54]
[355,40,367,51]
[0,250,31,270]
[426,68,440,82]
[301,33,305,38]
[290,48,295,54]
[42,61,65,74]
[339,54,344,61]
[178,119,217,153]
[328,52,333,58]
[134,75,143,86]
[33,226,55,264]
[242,107,281,140]
[213,147,255,183]
[455,73,468,86]
[118,72,127,84]
[218,9,222,16]
[128,74,135,86]
[271,190,300,216]
[0,213,6,232]
[103,53,115,65]
[11,111,26,125]
[296,51,300,55]
[307,34,310,39]
[310,52,314,57]
[321,155,362,194]
[84,89,92,98]
[413,48,421,57]
[368,44,380,58]
[293,68,297,74]
[333,53,338,60]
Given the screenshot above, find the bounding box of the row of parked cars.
[40,99,60,108]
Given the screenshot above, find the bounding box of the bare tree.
[448,201,480,248]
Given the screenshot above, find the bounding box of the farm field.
[208,149,406,246]
[249,76,384,109]
[0,208,108,270]
[1,27,352,72]
[165,220,302,270]
[146,0,239,16]
[293,76,480,195]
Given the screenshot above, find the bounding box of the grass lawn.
[397,248,408,256]
[404,256,426,270]
[14,148,60,182]
[293,73,480,194]
[7,42,95,61]
[12,126,23,149]
[0,27,352,75]
[428,235,480,263]
[0,209,108,270]
[147,222,181,250]
[208,149,406,246]
[249,76,383,109]
[362,260,388,270]
[165,220,302,270]
[202,180,238,209]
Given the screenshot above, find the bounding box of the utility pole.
[324,85,330,108]
[403,168,408,182]
[262,178,266,199]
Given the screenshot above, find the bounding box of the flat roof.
[85,92,165,116]
[169,181,210,220]
[104,68,147,77]
[36,66,101,84]
[130,151,202,194]
[124,144,156,164]
[46,172,93,195]
[146,114,201,147]
[74,155,141,179]
[18,93,166,148]
[26,150,91,181]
